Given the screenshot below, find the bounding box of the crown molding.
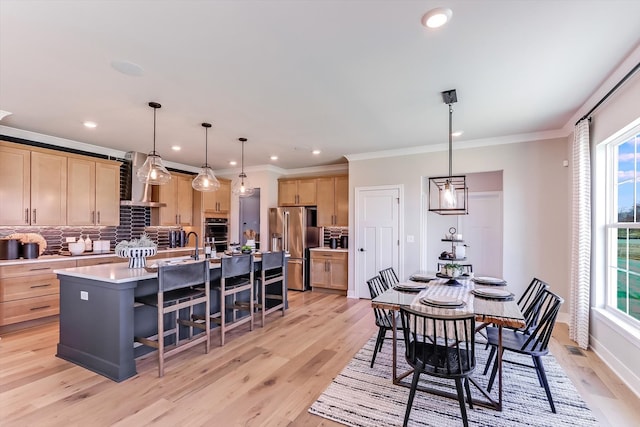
[345,128,568,162]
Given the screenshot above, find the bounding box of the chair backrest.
[158,260,210,292]
[379,267,399,289]
[367,275,393,325]
[261,251,285,272]
[399,306,476,377]
[519,277,550,333]
[519,289,563,353]
[221,254,253,279]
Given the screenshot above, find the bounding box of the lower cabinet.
[310,250,348,293]
[0,260,75,326]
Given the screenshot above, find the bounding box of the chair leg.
[487,348,503,393]
[454,378,470,427]
[370,327,385,368]
[158,306,165,377]
[403,370,421,427]
[464,377,473,409]
[483,346,496,375]
[533,355,556,413]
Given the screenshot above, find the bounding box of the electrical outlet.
[66,237,77,243]
[80,291,88,301]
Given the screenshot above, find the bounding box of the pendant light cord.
[204,126,208,167]
[152,107,157,155]
[448,103,453,177]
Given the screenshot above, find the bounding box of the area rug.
[309,335,598,427]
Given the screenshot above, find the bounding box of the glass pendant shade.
[137,102,171,185]
[232,137,255,197]
[192,122,220,192]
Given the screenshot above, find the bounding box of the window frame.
[605,124,640,329]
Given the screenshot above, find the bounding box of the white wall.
[349,137,570,308]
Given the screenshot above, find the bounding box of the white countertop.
[310,247,349,253]
[54,256,220,284]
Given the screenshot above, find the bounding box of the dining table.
[371,272,525,411]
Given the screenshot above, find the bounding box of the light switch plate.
[80,291,88,301]
[406,235,415,243]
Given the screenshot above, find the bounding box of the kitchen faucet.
[186,231,199,260]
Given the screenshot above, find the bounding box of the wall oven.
[204,218,229,253]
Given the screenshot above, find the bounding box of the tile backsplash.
[0,206,183,255]
[323,227,348,248]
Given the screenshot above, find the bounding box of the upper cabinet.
[67,157,121,226]
[0,142,67,226]
[202,178,231,214]
[278,178,317,206]
[316,175,348,226]
[153,173,194,226]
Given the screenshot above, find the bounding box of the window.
[608,127,640,325]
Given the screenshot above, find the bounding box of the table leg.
[498,324,503,411]
[391,308,398,383]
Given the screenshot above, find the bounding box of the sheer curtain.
[569,119,591,349]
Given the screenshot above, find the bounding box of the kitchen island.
[54,255,287,382]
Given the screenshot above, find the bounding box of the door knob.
[359,248,366,252]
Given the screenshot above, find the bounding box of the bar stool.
[255,251,286,327]
[213,254,254,346]
[134,260,210,377]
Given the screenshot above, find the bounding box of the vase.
[116,246,157,269]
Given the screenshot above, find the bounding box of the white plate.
[422,295,464,306]
[473,276,506,284]
[473,288,512,298]
[394,282,427,291]
[410,273,435,281]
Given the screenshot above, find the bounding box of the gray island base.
[54,256,286,382]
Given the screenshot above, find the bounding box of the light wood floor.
[0,290,638,426]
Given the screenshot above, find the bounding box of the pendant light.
[137,102,171,185]
[192,122,221,192]
[232,137,254,197]
[428,89,468,215]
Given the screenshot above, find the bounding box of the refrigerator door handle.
[283,211,290,253]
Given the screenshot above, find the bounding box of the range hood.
[120,152,167,207]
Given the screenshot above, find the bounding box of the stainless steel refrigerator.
[268,207,320,291]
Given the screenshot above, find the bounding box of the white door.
[459,192,503,277]
[355,186,400,298]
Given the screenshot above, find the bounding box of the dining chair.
[483,289,564,413]
[134,260,210,377]
[399,306,476,427]
[254,251,286,327]
[367,275,399,368]
[379,267,399,289]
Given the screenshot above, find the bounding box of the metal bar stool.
[255,251,286,327]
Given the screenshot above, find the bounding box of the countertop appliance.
[269,207,320,291]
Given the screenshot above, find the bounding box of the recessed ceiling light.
[312,149,321,155]
[171,145,181,151]
[229,160,237,166]
[110,59,144,77]
[270,155,278,161]
[452,131,464,137]
[83,121,97,128]
[421,8,453,29]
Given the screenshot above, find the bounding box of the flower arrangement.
[443,262,463,278]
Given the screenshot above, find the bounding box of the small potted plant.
[444,262,463,278]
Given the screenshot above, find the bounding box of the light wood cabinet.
[202,178,231,214]
[278,178,317,206]
[310,250,348,293]
[153,173,194,226]
[0,142,68,226]
[67,157,121,226]
[317,175,348,226]
[0,260,75,326]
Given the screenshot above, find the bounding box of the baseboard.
[590,334,640,399]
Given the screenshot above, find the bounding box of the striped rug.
[309,335,598,426]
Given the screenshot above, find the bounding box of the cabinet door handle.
[29,266,50,271]
[91,211,95,224]
[30,305,51,311]
[30,283,51,289]
[97,211,101,224]
[32,208,37,224]
[25,208,29,224]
